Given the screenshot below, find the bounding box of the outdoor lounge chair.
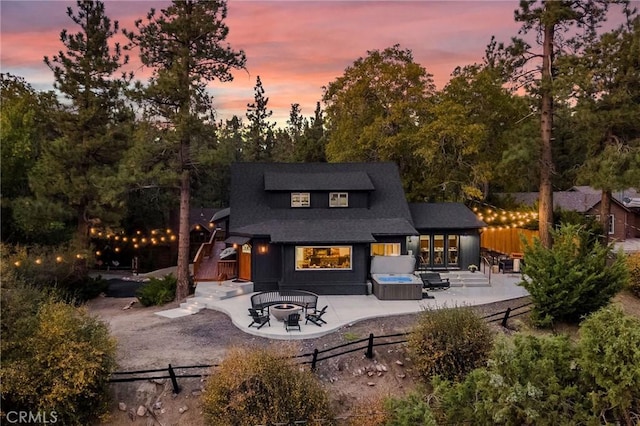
[419,272,450,290]
[248,308,271,329]
[284,313,301,332]
[305,305,328,326]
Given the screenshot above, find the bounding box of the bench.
[250,290,318,314]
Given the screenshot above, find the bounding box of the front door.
[239,244,252,280]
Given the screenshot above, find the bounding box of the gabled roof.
[507,191,631,213]
[189,208,220,230]
[409,203,486,230]
[264,171,374,191]
[230,162,416,241]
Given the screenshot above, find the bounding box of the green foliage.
[579,306,640,423]
[626,253,640,298]
[431,307,640,425]
[136,274,177,306]
[519,223,628,326]
[383,392,437,426]
[202,347,334,426]
[432,334,589,425]
[0,290,117,425]
[408,306,493,382]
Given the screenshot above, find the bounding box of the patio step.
[194,280,254,300]
[440,271,490,287]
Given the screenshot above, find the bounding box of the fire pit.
[270,304,302,321]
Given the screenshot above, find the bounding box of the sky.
[0,1,634,126]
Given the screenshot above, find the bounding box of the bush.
[519,223,628,326]
[202,347,334,426]
[579,306,640,424]
[136,273,177,306]
[626,253,640,298]
[430,307,640,425]
[0,291,117,425]
[408,306,493,382]
[384,392,437,426]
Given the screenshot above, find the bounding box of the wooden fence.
[481,228,538,255]
[109,302,531,392]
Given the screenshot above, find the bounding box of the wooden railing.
[193,230,217,280]
[217,260,237,279]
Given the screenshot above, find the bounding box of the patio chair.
[248,308,271,329]
[284,313,301,332]
[305,305,328,326]
[419,272,450,290]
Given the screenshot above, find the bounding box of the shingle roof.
[507,189,637,213]
[264,171,374,191]
[230,162,416,241]
[409,203,486,230]
[190,208,220,229]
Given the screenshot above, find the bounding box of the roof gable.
[264,171,374,191]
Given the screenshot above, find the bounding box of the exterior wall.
[279,244,369,294]
[251,238,281,292]
[416,229,480,270]
[266,191,369,209]
[587,203,629,241]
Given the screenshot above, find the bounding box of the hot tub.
[371,273,423,300]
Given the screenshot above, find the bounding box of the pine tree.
[126,0,246,300]
[245,76,275,161]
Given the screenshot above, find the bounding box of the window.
[595,214,615,235]
[371,243,401,256]
[329,192,348,207]
[433,235,445,265]
[291,192,310,207]
[295,246,352,270]
[448,235,459,265]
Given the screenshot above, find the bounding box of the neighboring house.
[505,186,640,241]
[218,162,485,295]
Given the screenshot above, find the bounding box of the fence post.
[311,349,319,371]
[168,364,181,394]
[501,308,512,328]
[365,333,374,359]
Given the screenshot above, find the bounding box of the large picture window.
[291,192,310,207]
[371,243,401,256]
[329,192,348,207]
[295,246,352,270]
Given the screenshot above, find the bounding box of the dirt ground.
[88,291,639,425]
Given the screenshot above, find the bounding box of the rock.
[375,364,383,372]
[380,365,388,372]
[127,408,136,421]
[395,360,404,366]
[367,382,375,386]
[118,402,127,412]
[179,405,189,414]
[136,405,147,417]
[191,389,202,397]
[152,378,166,385]
[367,371,374,377]
[152,401,162,410]
[397,374,406,379]
[377,372,383,377]
[123,300,136,310]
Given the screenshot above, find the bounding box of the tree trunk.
[600,189,612,245]
[538,15,555,249]
[176,169,191,301]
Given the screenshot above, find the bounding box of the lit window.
[329,192,348,207]
[295,246,352,270]
[371,243,401,256]
[291,192,310,207]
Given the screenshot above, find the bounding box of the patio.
[166,272,529,340]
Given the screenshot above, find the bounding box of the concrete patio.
[157,272,529,340]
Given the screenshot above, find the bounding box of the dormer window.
[329,192,348,207]
[291,192,310,207]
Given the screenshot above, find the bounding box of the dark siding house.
[409,203,486,270]
[225,162,485,295]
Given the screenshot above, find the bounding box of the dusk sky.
[1,1,634,125]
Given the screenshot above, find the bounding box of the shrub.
[136,273,177,306]
[384,392,437,426]
[519,223,628,326]
[0,292,117,425]
[626,253,640,298]
[579,306,640,424]
[202,347,334,426]
[432,334,590,425]
[408,306,493,382]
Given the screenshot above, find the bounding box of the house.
[505,186,640,241]
[214,162,485,295]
